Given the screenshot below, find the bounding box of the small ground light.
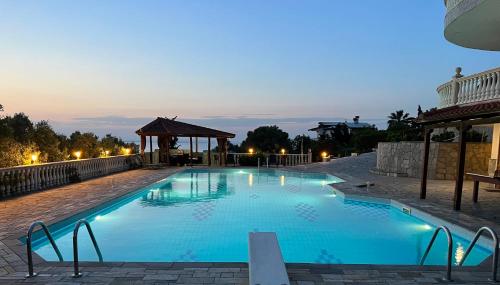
[280,148,286,155]
[74,151,82,160]
[105,150,110,156]
[248,148,254,154]
[31,154,38,164]
[125,148,131,155]
[321,151,328,158]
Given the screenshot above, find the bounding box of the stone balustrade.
[0,155,143,199]
[438,67,500,108]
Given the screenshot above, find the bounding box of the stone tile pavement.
[0,163,498,284]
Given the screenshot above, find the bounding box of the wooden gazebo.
[136,117,235,166]
[417,100,500,210]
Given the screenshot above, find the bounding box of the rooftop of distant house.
[309,116,374,131]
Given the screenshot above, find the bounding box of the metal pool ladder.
[419,225,453,281]
[26,221,64,278]
[72,219,103,278]
[458,226,499,282]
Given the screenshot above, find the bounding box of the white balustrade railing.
[229,152,312,167]
[0,155,142,199]
[444,0,463,11]
[437,67,500,108]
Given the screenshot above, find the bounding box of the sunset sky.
[1,0,500,142]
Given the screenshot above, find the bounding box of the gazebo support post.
[140,135,146,158]
[420,128,432,199]
[223,138,228,166]
[453,123,469,210]
[149,136,153,164]
[196,137,198,153]
[189,137,193,167]
[207,137,212,166]
[216,138,226,166]
[165,136,170,166]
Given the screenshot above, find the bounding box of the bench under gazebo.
[136,117,235,166]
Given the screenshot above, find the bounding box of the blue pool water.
[32,169,491,265]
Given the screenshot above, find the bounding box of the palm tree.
[387,110,413,128]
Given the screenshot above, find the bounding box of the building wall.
[375,142,491,180]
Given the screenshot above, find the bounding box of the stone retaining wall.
[375,142,491,180]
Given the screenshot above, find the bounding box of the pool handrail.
[419,225,453,281]
[458,226,498,282]
[26,221,63,278]
[72,219,103,278]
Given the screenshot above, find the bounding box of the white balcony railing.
[437,67,500,108]
[444,0,464,11]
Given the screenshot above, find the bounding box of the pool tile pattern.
[192,201,216,221]
[249,193,259,199]
[176,249,198,262]
[315,249,342,264]
[294,202,318,222]
[286,184,301,193]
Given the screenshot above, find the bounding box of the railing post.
[495,71,500,97]
[451,67,463,105]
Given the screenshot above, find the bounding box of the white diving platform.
[248,232,290,285]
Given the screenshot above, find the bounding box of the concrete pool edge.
[0,166,497,283]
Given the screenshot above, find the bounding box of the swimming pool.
[31,168,491,265]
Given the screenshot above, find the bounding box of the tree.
[350,129,387,153]
[69,131,100,159]
[5,113,33,143]
[32,121,64,162]
[466,130,488,142]
[386,109,423,142]
[290,135,314,154]
[240,126,291,153]
[100,134,125,155]
[213,141,240,153]
[0,106,12,139]
[0,138,39,168]
[387,110,412,128]
[100,134,137,155]
[432,131,455,142]
[57,134,70,159]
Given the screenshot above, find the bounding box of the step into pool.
[30,168,491,265]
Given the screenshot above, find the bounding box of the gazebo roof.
[136,117,235,138]
[417,99,500,125]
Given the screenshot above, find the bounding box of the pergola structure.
[417,100,500,210]
[136,117,235,166]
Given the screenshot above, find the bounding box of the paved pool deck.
[0,159,499,284]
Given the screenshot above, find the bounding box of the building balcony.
[444,0,500,51]
[437,67,500,108]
